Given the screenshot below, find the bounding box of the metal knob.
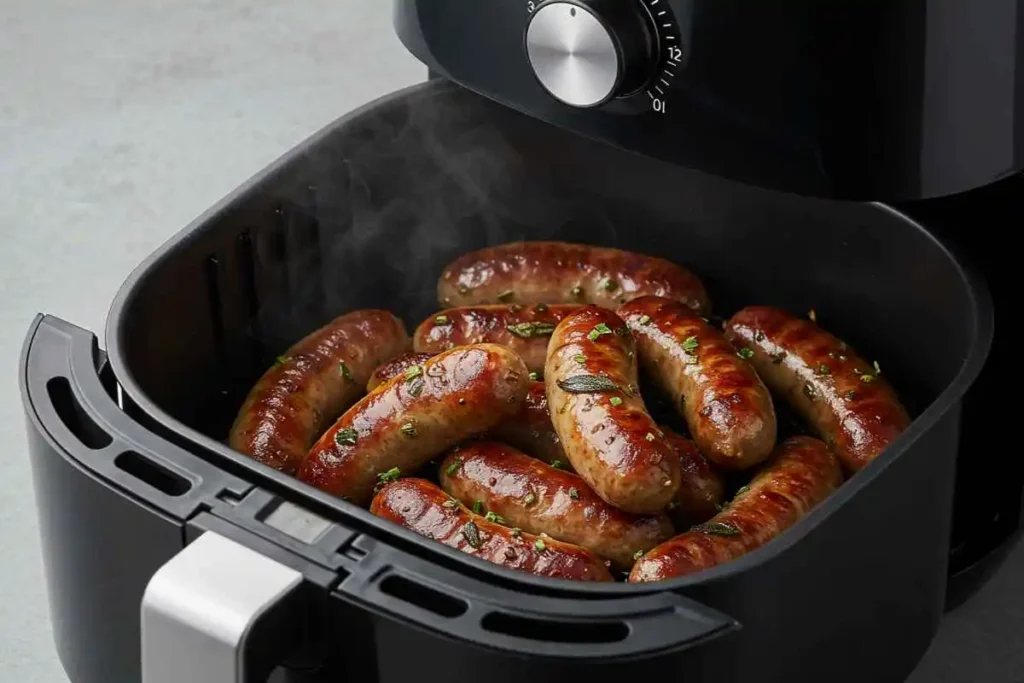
[526,0,657,108]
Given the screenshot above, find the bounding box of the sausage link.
[414,304,581,376]
[487,381,568,468]
[366,352,435,392]
[439,442,673,570]
[620,297,777,471]
[724,306,911,472]
[299,344,529,506]
[630,436,842,582]
[229,310,410,474]
[371,478,614,582]
[546,306,682,514]
[662,427,727,528]
[438,241,710,314]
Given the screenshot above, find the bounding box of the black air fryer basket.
[21,80,994,683]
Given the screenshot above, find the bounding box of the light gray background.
[0,2,1020,682]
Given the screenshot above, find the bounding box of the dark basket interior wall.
[116,80,974,475]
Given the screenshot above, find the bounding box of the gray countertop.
[0,2,1019,681]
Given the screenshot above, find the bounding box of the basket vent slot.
[114,451,192,497]
[481,612,630,644]
[379,575,468,618]
[46,377,112,450]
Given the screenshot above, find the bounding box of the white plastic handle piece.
[141,531,303,683]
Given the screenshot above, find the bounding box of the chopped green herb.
[443,497,459,509]
[639,315,652,325]
[633,549,645,561]
[334,428,358,447]
[557,375,621,394]
[603,279,618,292]
[860,374,877,384]
[525,371,538,383]
[534,538,547,552]
[735,485,750,497]
[645,432,656,442]
[508,304,522,313]
[405,365,423,381]
[845,390,857,401]
[497,290,515,302]
[507,321,557,339]
[873,361,882,375]
[737,348,755,359]
[401,422,417,437]
[484,511,506,525]
[338,361,353,381]
[574,353,587,365]
[550,460,565,470]
[377,467,401,485]
[571,286,584,298]
[715,502,725,512]
[587,323,614,342]
[276,355,291,365]
[818,364,831,375]
[524,492,536,505]
[511,527,522,537]
[535,303,548,312]
[462,521,483,549]
[408,378,425,398]
[695,522,741,536]
[609,396,623,407]
[435,315,449,325]
[682,336,699,353]
[446,457,463,476]
[569,487,580,500]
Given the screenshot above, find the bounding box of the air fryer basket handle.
[339,538,739,660]
[141,531,306,683]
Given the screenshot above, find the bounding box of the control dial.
[526,0,658,108]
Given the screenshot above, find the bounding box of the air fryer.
[19,2,1020,683]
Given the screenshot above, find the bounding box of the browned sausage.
[724,306,911,472]
[546,306,682,514]
[371,478,614,582]
[439,442,673,570]
[620,296,777,471]
[662,427,727,527]
[414,304,581,376]
[487,381,568,468]
[228,310,410,474]
[438,241,710,315]
[629,436,842,582]
[366,352,434,392]
[298,344,529,506]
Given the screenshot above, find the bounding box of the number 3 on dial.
[527,1,536,11]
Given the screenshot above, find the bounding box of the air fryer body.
[20,80,1001,683]
[396,0,1024,201]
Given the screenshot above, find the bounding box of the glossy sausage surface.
[620,297,777,471]
[439,442,673,569]
[414,304,581,376]
[725,306,911,472]
[630,436,842,582]
[662,427,727,528]
[438,241,710,314]
[366,352,434,392]
[546,306,682,514]
[299,344,529,505]
[487,381,567,467]
[371,478,614,582]
[229,310,410,474]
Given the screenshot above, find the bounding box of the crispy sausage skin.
[546,306,682,514]
[438,241,710,315]
[439,442,673,569]
[414,304,581,376]
[630,436,842,582]
[620,297,777,471]
[229,310,410,474]
[299,344,529,506]
[724,306,911,472]
[662,427,727,528]
[371,478,614,582]
[366,352,434,392]
[487,381,567,467]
